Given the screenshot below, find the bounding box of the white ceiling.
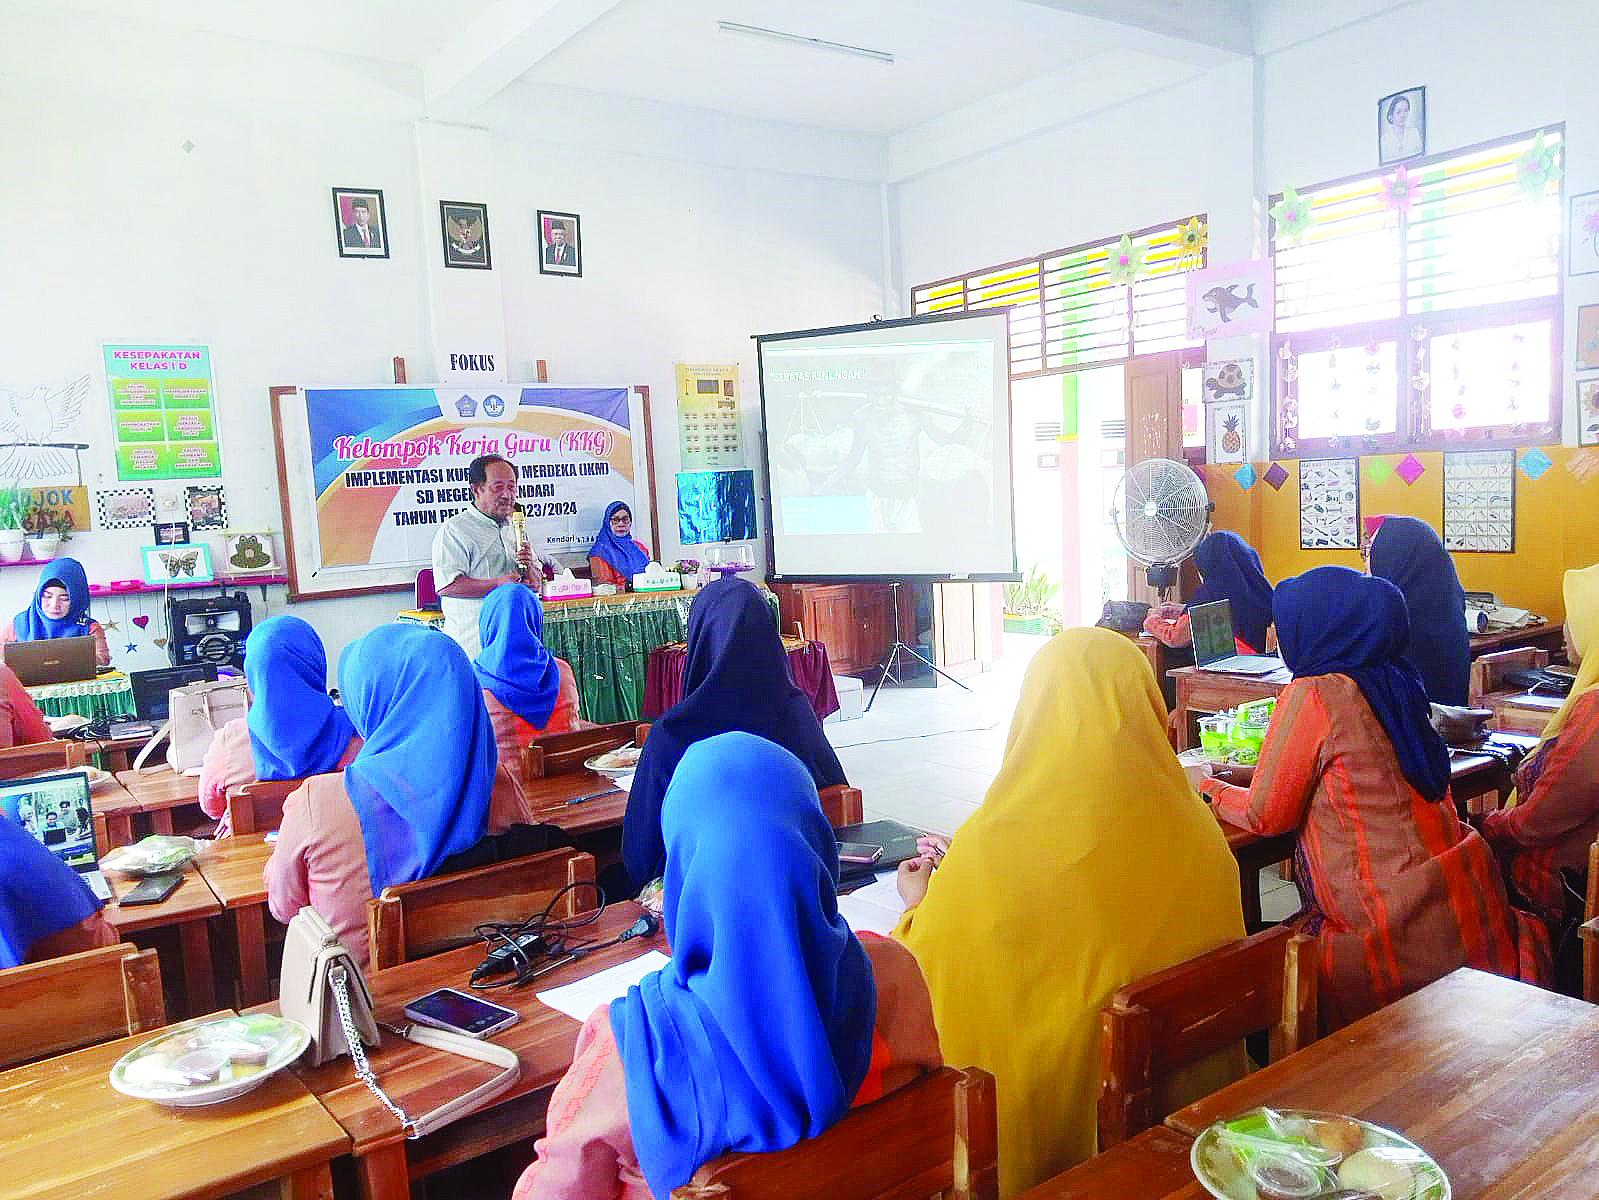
[28,0,1256,138]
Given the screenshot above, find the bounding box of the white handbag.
[278,907,521,1139]
[133,676,252,775]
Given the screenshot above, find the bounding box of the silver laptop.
[3,637,99,686]
[1190,600,1285,676]
[0,769,112,901]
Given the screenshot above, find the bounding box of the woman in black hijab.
[1366,516,1470,705]
[620,578,847,889]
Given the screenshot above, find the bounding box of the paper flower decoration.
[1270,187,1313,246]
[1513,132,1561,197]
[1107,235,1145,285]
[1380,166,1417,216]
[1176,217,1206,269]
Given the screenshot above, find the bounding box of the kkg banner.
[276,385,639,599]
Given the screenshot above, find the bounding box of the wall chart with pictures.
[1442,449,1515,552]
[1298,457,1360,549]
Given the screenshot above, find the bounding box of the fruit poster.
[102,344,223,481]
[1298,457,1360,549]
[1203,359,1253,464]
[1442,449,1515,553]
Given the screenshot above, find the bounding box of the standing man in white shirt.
[431,454,559,655]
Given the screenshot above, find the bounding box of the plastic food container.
[110,1015,310,1107]
[1198,714,1231,760]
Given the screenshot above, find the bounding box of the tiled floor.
[826,633,1301,922]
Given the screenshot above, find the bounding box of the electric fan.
[1108,458,1213,599]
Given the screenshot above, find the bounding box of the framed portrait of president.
[332,187,389,259]
[538,210,582,277]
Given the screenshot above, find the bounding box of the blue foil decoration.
[677,470,757,545]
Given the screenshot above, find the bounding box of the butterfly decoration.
[160,550,200,577]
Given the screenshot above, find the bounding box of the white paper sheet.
[537,950,670,1021]
[837,873,907,937]
[613,772,634,792]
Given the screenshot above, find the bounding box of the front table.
[104,862,220,1018]
[288,902,664,1200]
[195,832,278,1008]
[0,1012,348,1200]
[1168,664,1291,751]
[1167,967,1599,1198]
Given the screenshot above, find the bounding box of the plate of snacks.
[585,745,642,778]
[1191,1107,1448,1200]
[110,1015,311,1107]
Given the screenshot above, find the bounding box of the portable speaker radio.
[166,592,253,668]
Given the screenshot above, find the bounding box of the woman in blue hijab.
[475,585,580,757]
[512,733,940,1200]
[264,624,499,970]
[621,577,847,889]
[1191,531,1275,654]
[0,814,113,968]
[4,558,110,667]
[1366,516,1470,705]
[198,616,362,830]
[587,501,652,592]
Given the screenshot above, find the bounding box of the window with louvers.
[1271,127,1563,456]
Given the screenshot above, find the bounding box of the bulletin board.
[270,383,656,601]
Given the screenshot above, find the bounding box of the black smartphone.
[119,871,184,906]
[404,988,521,1038]
[837,841,883,866]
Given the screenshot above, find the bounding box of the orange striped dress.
[1482,690,1599,923]
[1206,673,1540,1032]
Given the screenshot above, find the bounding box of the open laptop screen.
[1188,600,1237,668]
[130,663,218,721]
[0,770,96,871]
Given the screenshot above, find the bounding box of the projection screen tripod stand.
[865,581,970,712]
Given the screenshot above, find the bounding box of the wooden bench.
[0,942,164,1070]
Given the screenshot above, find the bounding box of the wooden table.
[1019,1125,1197,1199]
[86,732,152,774]
[1485,689,1562,736]
[83,775,143,855]
[1166,967,1599,1198]
[115,766,207,836]
[524,769,629,838]
[104,863,222,1018]
[0,1013,348,1200]
[1470,620,1566,659]
[1168,665,1291,750]
[1214,816,1296,932]
[195,832,277,1008]
[290,902,663,1200]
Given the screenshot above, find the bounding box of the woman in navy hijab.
[4,558,110,667]
[1191,531,1275,654]
[587,501,652,592]
[621,578,847,889]
[1366,516,1470,705]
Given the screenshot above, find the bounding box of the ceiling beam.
[1017,0,1254,64]
[424,0,626,119]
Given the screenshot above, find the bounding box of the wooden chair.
[0,740,87,782]
[223,779,300,835]
[0,942,165,1070]
[669,1066,998,1200]
[1468,647,1550,706]
[1097,925,1317,1149]
[521,720,648,780]
[819,784,863,829]
[367,847,598,970]
[1579,839,1599,1003]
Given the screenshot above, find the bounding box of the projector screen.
[756,311,1017,581]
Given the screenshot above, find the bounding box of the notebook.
[0,770,112,901]
[3,637,98,686]
[1189,599,1285,676]
[108,663,220,739]
[835,818,925,886]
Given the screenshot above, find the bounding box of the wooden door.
[1123,352,1185,607]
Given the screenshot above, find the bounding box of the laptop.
[3,637,98,687]
[0,770,112,901]
[1189,600,1285,676]
[108,663,220,740]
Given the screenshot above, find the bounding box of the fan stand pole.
[865,581,969,712]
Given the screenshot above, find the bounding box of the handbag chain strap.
[330,964,421,1139]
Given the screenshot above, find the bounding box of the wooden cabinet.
[771,582,993,682]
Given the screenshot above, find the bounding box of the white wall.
[0,8,887,672]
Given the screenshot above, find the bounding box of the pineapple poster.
[1203,359,1253,465]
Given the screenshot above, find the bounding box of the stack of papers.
[537,950,670,1021]
[836,874,907,937]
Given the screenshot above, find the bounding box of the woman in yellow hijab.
[893,629,1244,1196]
[1483,563,1599,927]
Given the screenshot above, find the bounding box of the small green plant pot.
[1002,614,1053,635]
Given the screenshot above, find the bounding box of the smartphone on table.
[403,988,521,1038]
[119,871,184,906]
[836,842,884,866]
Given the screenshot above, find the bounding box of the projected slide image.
[766,346,994,537]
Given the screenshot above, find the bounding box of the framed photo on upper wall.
[440,201,492,270]
[1377,86,1426,166]
[332,187,388,259]
[1571,191,1599,277]
[538,210,582,277]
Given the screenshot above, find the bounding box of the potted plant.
[672,559,702,591]
[1002,564,1062,636]
[0,487,25,563]
[23,505,71,562]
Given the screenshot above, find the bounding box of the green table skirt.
[26,674,137,721]
[543,596,691,725]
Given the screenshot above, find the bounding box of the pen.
[568,788,622,805]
